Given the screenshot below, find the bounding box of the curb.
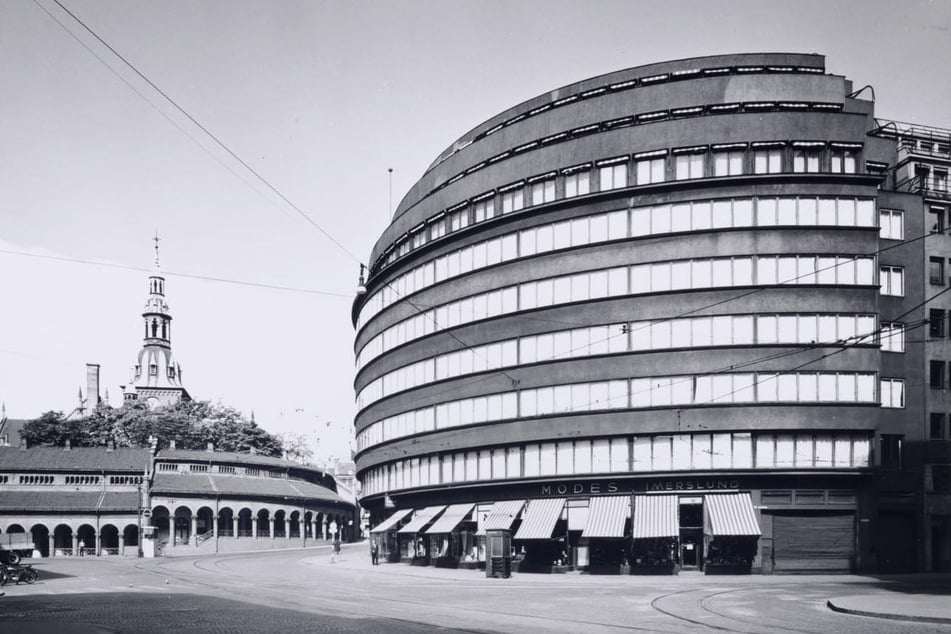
[827,599,951,626]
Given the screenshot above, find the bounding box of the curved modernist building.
[353,53,946,573]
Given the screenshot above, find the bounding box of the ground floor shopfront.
[365,473,880,574]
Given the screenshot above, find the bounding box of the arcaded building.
[352,53,951,574]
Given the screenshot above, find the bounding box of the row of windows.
[427,63,826,175]
[359,314,882,411]
[17,475,55,485]
[381,138,863,272]
[357,195,885,336]
[356,372,885,452]
[109,476,144,485]
[156,463,263,476]
[65,475,102,485]
[360,431,872,496]
[356,254,881,389]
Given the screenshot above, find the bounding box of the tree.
[22,400,284,457]
[282,434,314,463]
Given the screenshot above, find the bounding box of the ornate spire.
[153,229,161,271]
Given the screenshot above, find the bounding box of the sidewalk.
[828,591,951,625]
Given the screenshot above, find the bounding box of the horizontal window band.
[472,191,495,202]
[709,103,741,111]
[831,142,864,149]
[571,124,600,135]
[608,80,637,90]
[580,87,607,98]
[487,153,510,164]
[792,141,827,148]
[752,141,787,148]
[499,181,525,192]
[447,201,468,212]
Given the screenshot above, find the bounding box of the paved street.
[2,542,951,633]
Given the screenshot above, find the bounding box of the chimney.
[169,439,176,450]
[64,438,71,451]
[206,442,214,453]
[106,440,115,452]
[19,437,27,451]
[86,363,101,410]
[249,446,256,455]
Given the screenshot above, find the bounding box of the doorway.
[679,500,703,570]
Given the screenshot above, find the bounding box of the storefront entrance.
[679,499,703,570]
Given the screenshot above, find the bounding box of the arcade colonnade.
[0,516,140,557]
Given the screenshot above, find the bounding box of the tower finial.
[153,230,161,270]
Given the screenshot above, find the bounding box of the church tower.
[122,234,190,408]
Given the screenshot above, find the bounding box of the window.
[880,434,903,470]
[564,171,590,197]
[149,364,158,376]
[880,266,904,296]
[929,207,945,234]
[450,207,470,232]
[753,147,782,174]
[831,149,857,173]
[473,198,495,223]
[713,150,743,176]
[530,178,555,206]
[792,147,820,172]
[881,379,904,408]
[881,322,905,352]
[930,258,945,285]
[636,157,665,184]
[931,360,946,389]
[674,152,704,180]
[930,413,946,440]
[599,162,627,191]
[880,209,904,240]
[501,188,524,214]
[931,309,947,338]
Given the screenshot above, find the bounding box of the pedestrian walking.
[370,538,379,565]
[78,539,85,557]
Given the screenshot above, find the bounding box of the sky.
[1,0,949,466]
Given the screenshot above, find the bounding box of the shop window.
[930,413,946,440]
[932,360,947,389]
[931,309,947,338]
[930,258,945,285]
[880,434,903,470]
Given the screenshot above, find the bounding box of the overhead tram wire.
[0,248,351,298]
[45,0,363,266]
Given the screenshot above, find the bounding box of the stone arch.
[151,505,172,544]
[218,507,235,537]
[76,524,96,556]
[237,508,253,537]
[256,508,271,538]
[123,524,139,551]
[196,506,215,538]
[53,524,73,556]
[303,511,313,538]
[100,524,119,554]
[289,510,301,538]
[173,505,193,545]
[273,509,287,537]
[6,523,25,534]
[30,523,49,558]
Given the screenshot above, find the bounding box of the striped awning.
[631,495,679,539]
[397,506,446,534]
[476,500,525,536]
[513,498,565,540]
[422,503,474,534]
[582,496,630,538]
[370,508,413,534]
[705,493,761,537]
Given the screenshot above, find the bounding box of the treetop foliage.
[19,400,284,457]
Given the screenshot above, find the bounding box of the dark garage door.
[773,513,854,573]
